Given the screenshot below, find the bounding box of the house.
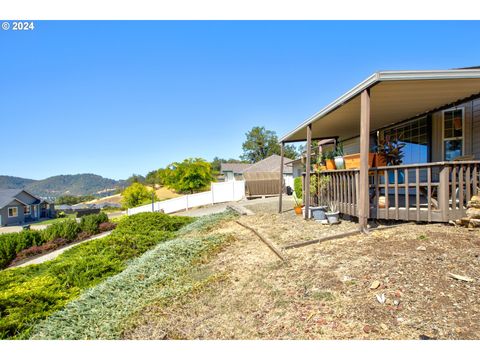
[242,154,293,197]
[287,139,337,178]
[0,189,54,226]
[277,68,480,230]
[220,163,251,181]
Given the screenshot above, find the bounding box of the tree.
[145,170,160,187]
[121,182,157,208]
[283,143,300,161]
[241,126,299,163]
[210,157,247,173]
[126,174,145,185]
[55,195,95,205]
[167,158,214,194]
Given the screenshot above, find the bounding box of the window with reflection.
[443,109,463,161]
[380,117,430,165]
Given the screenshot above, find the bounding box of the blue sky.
[1,21,480,180]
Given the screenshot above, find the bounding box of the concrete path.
[12,231,113,268]
[175,195,295,217]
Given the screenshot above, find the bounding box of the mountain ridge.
[0,174,126,198]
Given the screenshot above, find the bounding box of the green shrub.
[41,220,81,243]
[294,176,302,199]
[79,213,109,235]
[0,231,44,269]
[29,211,237,340]
[0,212,194,339]
[115,212,193,235]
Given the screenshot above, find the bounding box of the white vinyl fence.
[127,180,245,216]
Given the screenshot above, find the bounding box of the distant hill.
[0,174,127,198]
[0,176,36,189]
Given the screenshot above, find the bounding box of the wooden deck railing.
[303,161,480,222]
[302,169,360,217]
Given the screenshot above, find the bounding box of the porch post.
[438,165,450,222]
[304,124,312,219]
[359,88,371,232]
[278,142,284,213]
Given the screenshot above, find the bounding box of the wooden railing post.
[438,165,450,222]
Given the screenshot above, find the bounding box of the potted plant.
[334,141,345,170]
[293,192,303,215]
[314,152,326,172]
[326,201,340,224]
[376,134,406,183]
[343,152,376,169]
[307,175,330,221]
[324,150,336,170]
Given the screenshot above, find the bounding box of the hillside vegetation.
[29,211,237,339]
[0,174,126,197]
[0,212,193,339]
[0,176,36,189]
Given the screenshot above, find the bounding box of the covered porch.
[303,161,480,223]
[277,69,480,230]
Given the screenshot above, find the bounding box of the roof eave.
[279,69,480,143]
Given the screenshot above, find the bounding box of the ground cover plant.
[0,213,114,269]
[29,211,237,340]
[0,212,193,339]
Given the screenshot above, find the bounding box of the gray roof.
[0,188,45,209]
[0,189,46,208]
[220,163,251,174]
[55,204,73,210]
[0,189,24,208]
[243,154,293,174]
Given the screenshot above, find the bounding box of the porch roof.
[280,69,480,142]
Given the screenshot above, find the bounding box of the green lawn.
[33,214,77,226]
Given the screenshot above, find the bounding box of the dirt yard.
[124,202,480,340]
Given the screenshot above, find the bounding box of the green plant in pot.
[326,200,340,224]
[334,141,345,169]
[306,175,330,221]
[293,192,303,215]
[377,134,406,183]
[314,152,325,172]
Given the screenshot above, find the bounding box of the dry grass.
[83,186,180,206]
[84,194,123,205]
[123,206,480,340]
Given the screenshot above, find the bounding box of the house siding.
[473,98,480,159]
[342,137,360,155]
[0,200,25,226]
[431,111,442,162]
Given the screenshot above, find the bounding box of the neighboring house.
[287,139,337,178]
[220,163,251,182]
[278,68,480,229]
[0,189,54,226]
[242,154,293,197]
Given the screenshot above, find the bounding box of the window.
[380,117,430,164]
[24,205,31,215]
[8,207,18,217]
[443,108,463,161]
